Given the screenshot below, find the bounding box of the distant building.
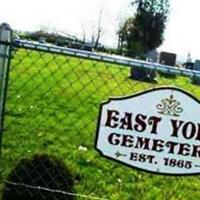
[81,42,94,52]
[20,31,95,51]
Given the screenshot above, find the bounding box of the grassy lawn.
[1,48,200,199]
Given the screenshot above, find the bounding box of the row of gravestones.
[130,51,200,85]
[185,60,200,71]
[130,51,176,82]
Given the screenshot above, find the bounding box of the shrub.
[2,154,75,200]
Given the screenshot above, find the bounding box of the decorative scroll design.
[156,94,183,117]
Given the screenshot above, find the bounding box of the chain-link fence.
[1,27,200,200]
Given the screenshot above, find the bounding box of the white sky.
[0,0,200,61]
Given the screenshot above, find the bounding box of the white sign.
[96,87,200,175]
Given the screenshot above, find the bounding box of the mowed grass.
[1,48,200,199]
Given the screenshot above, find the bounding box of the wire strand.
[4,181,109,200]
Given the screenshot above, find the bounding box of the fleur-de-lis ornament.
[156,94,183,117]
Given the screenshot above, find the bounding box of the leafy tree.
[118,0,170,58]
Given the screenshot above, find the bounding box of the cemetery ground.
[1,48,200,199]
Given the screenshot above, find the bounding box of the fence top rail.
[12,39,200,78]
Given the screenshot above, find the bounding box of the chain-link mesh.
[1,39,200,199]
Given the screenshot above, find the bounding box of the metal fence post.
[0,23,12,158]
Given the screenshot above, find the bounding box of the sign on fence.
[96,87,200,175]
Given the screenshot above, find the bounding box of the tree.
[91,8,104,50]
[80,6,104,51]
[118,0,170,58]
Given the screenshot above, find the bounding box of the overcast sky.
[0,0,200,61]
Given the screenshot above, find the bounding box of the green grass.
[1,48,200,199]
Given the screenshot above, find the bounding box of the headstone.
[185,62,194,70]
[130,67,156,82]
[146,49,158,63]
[130,50,157,82]
[194,60,200,71]
[159,52,176,66]
[192,60,200,85]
